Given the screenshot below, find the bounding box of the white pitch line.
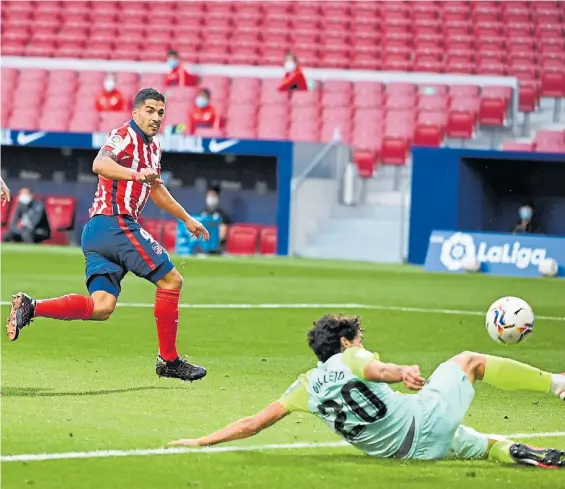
[2,432,564,463]
[1,302,563,321]
[0,441,349,463]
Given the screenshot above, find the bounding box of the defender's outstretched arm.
[169,402,289,447]
[363,360,426,390]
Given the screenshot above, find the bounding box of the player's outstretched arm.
[92,150,161,183]
[168,401,289,447]
[364,360,426,391]
[150,184,209,240]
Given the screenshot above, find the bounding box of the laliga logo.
[440,232,548,271]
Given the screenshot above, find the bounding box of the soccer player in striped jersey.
[170,314,565,468]
[6,88,210,382]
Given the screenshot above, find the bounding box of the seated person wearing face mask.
[95,73,125,112]
[200,184,231,247]
[4,188,51,244]
[278,51,308,92]
[188,88,221,135]
[164,49,199,88]
[511,204,543,235]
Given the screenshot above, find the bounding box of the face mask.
[284,60,296,72]
[19,194,32,205]
[167,58,179,70]
[519,207,533,220]
[103,79,116,92]
[206,195,219,209]
[195,96,209,108]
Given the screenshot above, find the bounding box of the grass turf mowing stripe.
[2,432,564,463]
[1,301,562,321]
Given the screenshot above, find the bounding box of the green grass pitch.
[1,244,564,489]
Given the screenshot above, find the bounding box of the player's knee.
[451,351,486,382]
[157,269,183,290]
[91,293,117,321]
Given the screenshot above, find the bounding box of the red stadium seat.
[386,83,417,96]
[418,95,449,111]
[446,111,475,139]
[534,130,565,145]
[380,136,409,165]
[1,200,12,227]
[69,117,99,133]
[445,60,475,75]
[478,98,507,127]
[385,95,416,111]
[413,123,444,147]
[535,141,565,153]
[450,86,480,101]
[43,196,77,246]
[519,85,538,113]
[417,110,447,127]
[225,225,259,255]
[161,220,178,252]
[259,226,277,255]
[450,96,480,113]
[9,110,40,131]
[353,149,378,178]
[540,71,565,98]
[502,142,534,152]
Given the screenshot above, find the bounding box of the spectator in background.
[511,204,543,234]
[4,188,50,244]
[164,49,199,87]
[188,88,221,135]
[95,73,125,112]
[200,183,231,247]
[278,51,308,92]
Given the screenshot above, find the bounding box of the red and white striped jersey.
[89,121,162,221]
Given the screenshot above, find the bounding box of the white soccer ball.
[485,296,535,345]
[538,258,558,277]
[461,256,480,273]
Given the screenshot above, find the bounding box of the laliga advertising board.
[424,231,565,278]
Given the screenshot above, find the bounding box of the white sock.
[550,374,565,398]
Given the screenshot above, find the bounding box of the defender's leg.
[449,351,565,399]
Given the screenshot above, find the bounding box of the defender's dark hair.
[199,87,211,99]
[167,49,179,57]
[134,88,166,108]
[307,314,362,362]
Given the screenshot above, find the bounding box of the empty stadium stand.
[2,1,564,163]
[2,1,563,75]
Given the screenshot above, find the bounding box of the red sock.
[35,294,94,321]
[154,288,180,362]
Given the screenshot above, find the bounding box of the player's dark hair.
[167,49,179,57]
[307,314,362,362]
[134,88,166,108]
[199,88,211,99]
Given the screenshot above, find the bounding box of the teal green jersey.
[278,347,418,458]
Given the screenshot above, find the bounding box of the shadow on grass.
[1,386,175,397]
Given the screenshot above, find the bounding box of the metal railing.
[289,130,344,256]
